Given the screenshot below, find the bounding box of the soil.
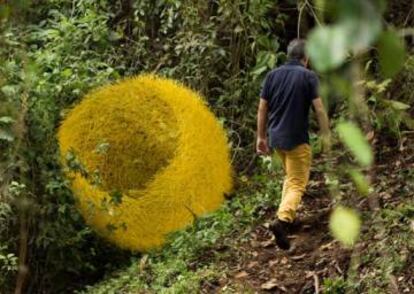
[221,185,349,293]
[201,133,414,293]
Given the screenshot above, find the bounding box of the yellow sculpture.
[58,75,233,251]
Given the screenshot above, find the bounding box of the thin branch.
[403,6,414,27]
[313,272,320,294]
[306,2,323,27]
[297,1,307,38]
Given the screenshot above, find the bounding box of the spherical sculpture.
[58,75,233,251]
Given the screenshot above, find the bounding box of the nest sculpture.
[58,75,233,251]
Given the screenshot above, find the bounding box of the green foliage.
[377,30,407,78]
[348,175,414,292]
[0,0,288,292]
[348,169,370,196]
[322,277,347,294]
[0,0,412,292]
[329,206,361,247]
[0,2,129,292]
[307,25,348,72]
[390,55,414,105]
[336,121,374,167]
[83,165,282,293]
[363,78,413,139]
[307,0,383,72]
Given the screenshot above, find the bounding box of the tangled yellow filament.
[58,75,233,251]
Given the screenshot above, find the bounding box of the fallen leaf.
[248,261,259,269]
[235,271,249,279]
[320,241,335,251]
[261,279,280,290]
[366,131,375,142]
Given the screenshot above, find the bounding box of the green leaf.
[378,30,406,78]
[348,169,370,196]
[329,206,361,247]
[109,31,123,41]
[250,66,267,77]
[306,25,348,72]
[1,85,18,97]
[267,53,277,68]
[0,116,14,124]
[342,17,382,53]
[307,0,383,72]
[0,130,14,142]
[337,0,382,53]
[61,68,73,78]
[385,99,410,111]
[0,5,11,20]
[336,121,373,167]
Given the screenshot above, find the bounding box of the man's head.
[287,39,308,66]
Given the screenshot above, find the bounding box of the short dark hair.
[287,39,306,60]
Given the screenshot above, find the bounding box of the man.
[256,39,330,250]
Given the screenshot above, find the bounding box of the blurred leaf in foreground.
[349,169,370,196]
[307,0,384,72]
[336,121,373,167]
[378,30,407,78]
[338,0,382,53]
[306,25,348,72]
[330,206,361,247]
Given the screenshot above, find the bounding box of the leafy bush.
[389,55,414,106]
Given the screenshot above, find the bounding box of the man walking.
[256,39,330,250]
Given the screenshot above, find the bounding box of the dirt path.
[201,135,414,293]
[224,190,351,293]
[201,155,354,294]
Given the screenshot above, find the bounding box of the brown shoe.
[269,219,291,250]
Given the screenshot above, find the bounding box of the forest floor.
[85,133,413,294]
[207,134,414,293]
[213,183,347,293]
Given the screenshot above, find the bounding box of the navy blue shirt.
[260,59,319,150]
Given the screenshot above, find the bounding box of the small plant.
[362,79,414,140]
[0,248,18,288]
[323,277,347,294]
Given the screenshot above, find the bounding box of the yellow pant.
[275,144,312,223]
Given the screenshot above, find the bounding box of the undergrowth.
[81,159,282,293]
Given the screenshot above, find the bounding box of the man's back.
[261,59,319,150]
[256,39,330,250]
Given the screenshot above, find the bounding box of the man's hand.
[256,137,270,155]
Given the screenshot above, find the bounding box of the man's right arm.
[312,98,331,151]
